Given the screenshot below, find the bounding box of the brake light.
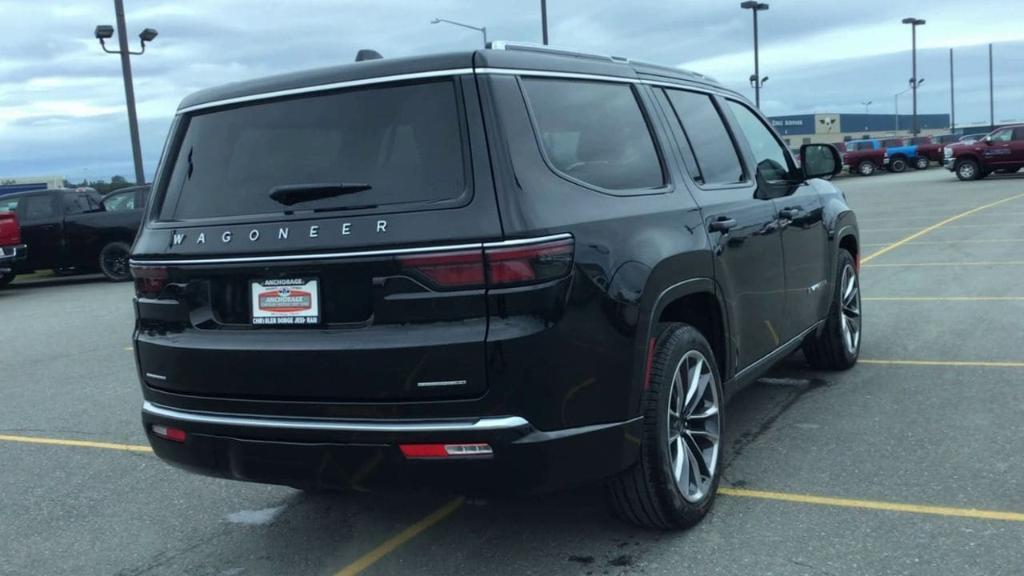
[397,249,485,288]
[0,212,20,245]
[486,238,574,286]
[398,237,574,290]
[131,266,168,298]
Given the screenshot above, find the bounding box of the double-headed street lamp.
[893,80,922,132]
[431,18,487,47]
[94,0,157,185]
[740,1,769,108]
[901,17,926,135]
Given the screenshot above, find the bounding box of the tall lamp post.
[541,0,549,45]
[861,100,872,115]
[740,1,769,108]
[430,18,487,47]
[94,0,157,185]
[901,17,926,135]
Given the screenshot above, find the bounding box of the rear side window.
[0,197,18,213]
[21,195,57,221]
[160,80,467,221]
[521,78,664,192]
[663,90,744,186]
[63,192,95,215]
[103,191,136,212]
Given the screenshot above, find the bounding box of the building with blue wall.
[767,113,951,145]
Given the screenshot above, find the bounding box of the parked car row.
[837,127,1024,180]
[0,185,149,286]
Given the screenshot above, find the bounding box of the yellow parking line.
[333,498,465,576]
[864,296,1024,301]
[863,239,1024,248]
[719,488,1024,522]
[864,261,1024,268]
[860,191,1024,264]
[0,434,152,453]
[860,359,1024,368]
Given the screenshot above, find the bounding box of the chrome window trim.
[130,233,573,266]
[142,401,530,432]
[175,67,724,115]
[177,68,477,114]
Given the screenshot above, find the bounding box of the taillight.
[0,212,20,245]
[398,237,574,290]
[399,443,493,458]
[397,249,485,288]
[131,266,168,298]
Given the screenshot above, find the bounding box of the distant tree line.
[63,175,135,195]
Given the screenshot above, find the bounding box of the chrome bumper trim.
[142,401,531,433]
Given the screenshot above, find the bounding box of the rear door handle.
[778,207,802,219]
[708,217,737,233]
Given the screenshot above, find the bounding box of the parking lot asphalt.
[2,168,1023,576]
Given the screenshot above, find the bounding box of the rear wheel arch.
[651,282,729,383]
[839,233,859,265]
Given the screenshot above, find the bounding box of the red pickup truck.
[944,125,1024,180]
[843,139,889,176]
[0,210,27,287]
[911,134,959,166]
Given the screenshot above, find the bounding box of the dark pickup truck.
[0,186,148,283]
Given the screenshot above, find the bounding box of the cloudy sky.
[2,0,1023,182]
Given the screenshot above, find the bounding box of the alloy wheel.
[667,350,721,503]
[958,163,976,180]
[103,247,129,279]
[839,263,861,355]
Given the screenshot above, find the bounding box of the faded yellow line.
[860,359,1024,368]
[0,434,152,453]
[864,261,1024,268]
[333,498,464,576]
[860,191,1024,264]
[864,296,1024,302]
[863,239,1024,248]
[719,488,1024,522]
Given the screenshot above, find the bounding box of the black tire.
[889,156,907,173]
[607,323,724,530]
[98,241,132,281]
[914,156,930,170]
[955,158,980,181]
[857,160,876,176]
[803,250,861,370]
[0,272,15,288]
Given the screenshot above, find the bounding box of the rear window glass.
[160,80,467,221]
[521,78,664,192]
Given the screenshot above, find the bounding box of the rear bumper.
[0,244,26,273]
[141,401,641,493]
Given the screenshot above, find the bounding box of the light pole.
[893,82,919,132]
[740,2,769,108]
[901,17,925,135]
[949,48,955,132]
[988,43,994,128]
[861,100,872,115]
[430,18,487,47]
[541,0,549,45]
[94,0,157,185]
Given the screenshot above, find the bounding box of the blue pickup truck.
[879,138,930,172]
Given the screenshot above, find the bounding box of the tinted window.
[522,78,664,191]
[990,129,1012,143]
[63,192,94,215]
[21,195,56,221]
[726,100,794,182]
[161,80,466,220]
[664,90,744,186]
[102,191,136,212]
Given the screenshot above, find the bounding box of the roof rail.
[487,40,629,63]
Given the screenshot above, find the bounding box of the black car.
[0,186,149,283]
[131,43,860,529]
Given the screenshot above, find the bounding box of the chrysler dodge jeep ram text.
[131,43,861,529]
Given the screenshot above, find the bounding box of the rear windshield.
[159,80,467,221]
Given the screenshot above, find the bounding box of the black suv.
[132,43,860,529]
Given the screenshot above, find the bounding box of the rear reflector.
[131,266,168,298]
[643,337,657,390]
[397,237,574,290]
[151,424,187,443]
[400,443,493,458]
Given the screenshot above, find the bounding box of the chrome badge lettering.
[172,233,185,246]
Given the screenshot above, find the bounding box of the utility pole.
[541,0,549,45]
[989,43,994,128]
[94,0,158,185]
[949,48,955,132]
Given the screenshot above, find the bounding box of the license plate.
[250,278,320,326]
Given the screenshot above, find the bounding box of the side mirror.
[800,143,842,180]
[983,136,992,145]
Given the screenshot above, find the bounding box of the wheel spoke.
[683,357,703,408]
[673,437,685,481]
[687,404,719,420]
[672,371,684,416]
[842,316,854,351]
[843,272,855,300]
[686,428,719,443]
[684,435,705,487]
